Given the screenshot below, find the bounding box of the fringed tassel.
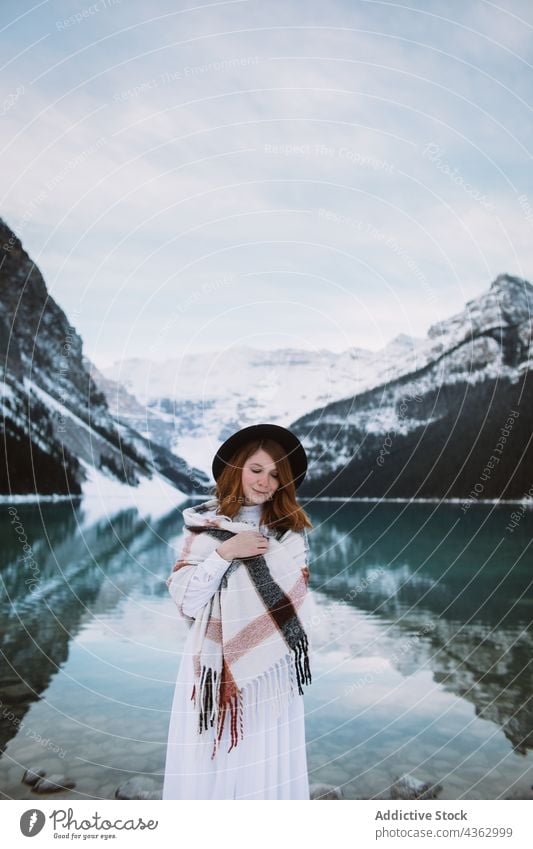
[265,659,272,714]
[294,641,303,695]
[204,671,212,730]
[229,693,237,751]
[211,696,227,760]
[209,689,228,759]
[293,634,312,696]
[197,666,206,732]
[197,665,222,735]
[209,669,219,723]
[302,641,312,686]
[288,649,298,697]
[238,688,244,744]
[244,653,308,721]
[228,690,244,753]
[208,688,244,760]
[274,662,282,718]
[201,643,311,760]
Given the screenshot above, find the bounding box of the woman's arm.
[296,528,310,586]
[169,547,230,618]
[279,528,310,586]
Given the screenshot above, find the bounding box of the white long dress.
[162,503,311,800]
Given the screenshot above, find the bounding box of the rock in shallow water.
[33,774,76,793]
[505,783,533,800]
[115,776,161,800]
[310,783,343,800]
[21,767,46,787]
[389,773,442,800]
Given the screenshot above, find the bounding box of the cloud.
[2,0,532,363]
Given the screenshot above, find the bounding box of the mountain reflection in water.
[0,498,531,800]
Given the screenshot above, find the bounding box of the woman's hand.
[216,531,269,561]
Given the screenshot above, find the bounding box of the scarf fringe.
[293,633,312,695]
[190,636,312,759]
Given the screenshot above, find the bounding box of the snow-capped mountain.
[0,218,209,496]
[99,338,437,476]
[98,274,532,501]
[293,274,533,500]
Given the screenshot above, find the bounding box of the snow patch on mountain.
[99,338,430,474]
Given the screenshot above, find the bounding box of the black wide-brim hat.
[212,423,308,489]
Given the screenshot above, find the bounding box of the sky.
[2,0,533,367]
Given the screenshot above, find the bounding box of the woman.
[162,423,314,800]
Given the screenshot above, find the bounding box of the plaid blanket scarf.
[166,499,312,759]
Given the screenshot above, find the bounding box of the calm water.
[1,497,532,800]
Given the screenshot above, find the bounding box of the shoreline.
[1,493,532,508]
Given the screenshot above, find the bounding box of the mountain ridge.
[291,273,532,499]
[0,218,209,496]
[96,273,531,495]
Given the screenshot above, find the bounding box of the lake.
[1,496,532,800]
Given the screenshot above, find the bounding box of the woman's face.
[241,448,280,505]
